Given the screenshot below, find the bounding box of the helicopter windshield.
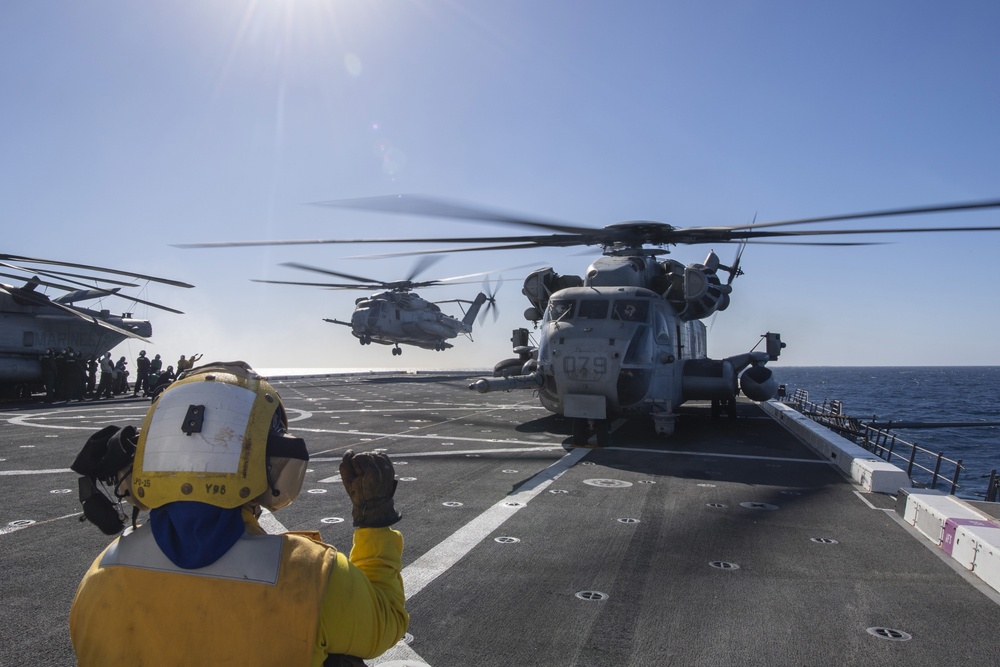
[612,299,649,323]
[576,299,609,319]
[547,299,575,322]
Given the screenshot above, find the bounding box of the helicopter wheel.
[571,419,591,446]
[392,346,402,356]
[594,420,611,447]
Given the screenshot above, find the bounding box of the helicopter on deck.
[251,258,500,356]
[0,253,193,398]
[180,195,1000,444]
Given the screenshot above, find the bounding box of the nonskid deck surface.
[2,372,998,666]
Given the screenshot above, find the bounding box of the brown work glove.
[340,450,401,528]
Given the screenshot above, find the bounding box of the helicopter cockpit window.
[576,299,609,320]
[612,299,649,323]
[547,299,575,322]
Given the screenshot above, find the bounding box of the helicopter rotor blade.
[405,254,444,283]
[312,194,593,235]
[0,254,194,288]
[0,264,184,314]
[279,262,383,285]
[252,278,384,290]
[0,281,151,342]
[0,281,95,323]
[179,196,1000,256]
[716,197,1000,232]
[0,262,141,288]
[478,275,503,326]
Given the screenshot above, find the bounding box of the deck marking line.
[604,445,828,465]
[370,641,427,665]
[0,468,74,476]
[401,447,589,601]
[258,508,288,534]
[1,512,84,535]
[296,427,563,448]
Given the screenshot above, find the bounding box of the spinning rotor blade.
[312,194,592,235]
[479,275,503,325]
[405,254,444,283]
[717,197,1000,232]
[270,260,503,291]
[180,195,1000,254]
[280,262,384,285]
[253,278,384,290]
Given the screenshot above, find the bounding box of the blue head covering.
[149,501,245,569]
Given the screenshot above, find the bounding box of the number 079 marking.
[563,356,608,376]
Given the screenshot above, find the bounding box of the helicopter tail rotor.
[479,275,503,325]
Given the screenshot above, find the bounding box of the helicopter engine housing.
[739,365,778,402]
[681,359,737,400]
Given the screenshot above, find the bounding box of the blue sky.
[3,0,999,369]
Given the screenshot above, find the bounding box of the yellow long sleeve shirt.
[70,521,408,666]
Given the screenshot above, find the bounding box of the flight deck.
[2,371,998,666]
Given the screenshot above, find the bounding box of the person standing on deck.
[69,361,408,666]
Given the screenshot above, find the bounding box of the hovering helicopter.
[251,257,501,356]
[180,195,1000,445]
[0,253,193,398]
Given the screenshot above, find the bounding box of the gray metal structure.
[0,254,192,397]
[253,260,499,356]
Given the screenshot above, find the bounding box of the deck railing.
[782,389,970,497]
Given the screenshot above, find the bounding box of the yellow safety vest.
[70,523,407,666]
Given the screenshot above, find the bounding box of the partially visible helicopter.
[0,253,193,398]
[251,257,500,356]
[181,195,1000,444]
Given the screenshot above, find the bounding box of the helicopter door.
[367,301,384,330]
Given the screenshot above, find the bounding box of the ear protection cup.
[79,477,127,535]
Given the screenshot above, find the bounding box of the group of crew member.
[39,348,88,402]
[36,349,203,401]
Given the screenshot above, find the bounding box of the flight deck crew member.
[133,350,151,397]
[94,353,114,399]
[69,361,408,666]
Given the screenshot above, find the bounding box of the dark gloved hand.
[340,450,401,528]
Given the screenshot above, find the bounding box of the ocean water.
[775,367,1000,499]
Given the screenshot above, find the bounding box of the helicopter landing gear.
[359,334,372,345]
[391,345,402,356]
[711,398,737,419]
[571,418,612,447]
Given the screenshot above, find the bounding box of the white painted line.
[295,427,561,448]
[603,445,829,465]
[258,508,288,534]
[0,468,74,476]
[401,447,589,600]
[371,640,428,665]
[1,512,83,535]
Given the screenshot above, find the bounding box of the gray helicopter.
[251,257,500,356]
[182,195,1000,444]
[0,253,193,398]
